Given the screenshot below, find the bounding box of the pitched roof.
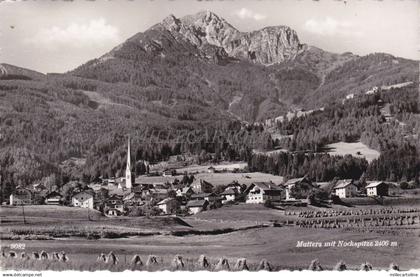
[253,182,282,191]
[157,198,177,205]
[366,181,386,188]
[334,179,355,189]
[191,193,214,198]
[186,199,208,207]
[221,188,237,195]
[46,191,62,198]
[284,177,306,186]
[72,190,94,198]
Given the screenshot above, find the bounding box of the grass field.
[136,172,284,186]
[1,204,419,271]
[325,141,380,163]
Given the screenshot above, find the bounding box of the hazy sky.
[0,0,418,73]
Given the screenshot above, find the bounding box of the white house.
[72,191,94,209]
[157,198,178,214]
[366,181,388,196]
[332,179,358,198]
[245,182,282,204]
[284,177,313,200]
[9,187,33,206]
[221,188,238,204]
[186,200,208,214]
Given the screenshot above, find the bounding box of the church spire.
[125,137,132,189]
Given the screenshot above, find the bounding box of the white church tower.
[125,137,132,190]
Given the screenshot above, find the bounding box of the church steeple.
[125,137,132,189]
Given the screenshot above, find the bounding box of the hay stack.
[197,255,210,269]
[334,260,347,271]
[360,262,372,271]
[32,252,40,260]
[20,252,29,260]
[106,251,118,265]
[308,259,323,271]
[51,252,60,260]
[146,255,159,267]
[215,257,230,271]
[60,251,69,262]
[97,253,106,262]
[40,251,49,260]
[171,255,184,270]
[8,251,17,258]
[131,255,143,266]
[389,263,399,271]
[257,259,272,271]
[234,258,249,271]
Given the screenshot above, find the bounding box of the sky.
[0,0,418,73]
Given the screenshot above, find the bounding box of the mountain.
[0,63,45,81]
[0,10,418,191]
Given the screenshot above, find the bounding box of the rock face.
[148,10,303,65]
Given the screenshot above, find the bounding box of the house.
[245,182,283,204]
[366,181,389,196]
[225,182,244,193]
[45,191,62,205]
[163,169,176,177]
[190,192,218,202]
[157,198,179,214]
[153,183,168,190]
[105,195,124,214]
[207,166,216,173]
[105,208,123,217]
[186,200,208,214]
[220,188,238,204]
[123,192,142,206]
[9,187,33,206]
[332,179,358,198]
[71,191,94,209]
[284,177,314,200]
[191,179,214,193]
[176,186,195,198]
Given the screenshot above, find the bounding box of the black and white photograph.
[0,0,419,275]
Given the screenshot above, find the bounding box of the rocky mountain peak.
[156,11,303,65]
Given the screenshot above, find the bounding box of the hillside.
[0,10,418,195]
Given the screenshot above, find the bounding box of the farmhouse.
[190,193,218,203]
[220,188,238,204]
[9,187,33,206]
[105,195,124,214]
[186,199,208,214]
[332,179,358,198]
[44,191,62,205]
[245,182,283,204]
[157,198,179,214]
[176,186,195,198]
[71,191,94,209]
[191,179,214,193]
[284,177,314,200]
[366,181,389,196]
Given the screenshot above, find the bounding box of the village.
[7,139,413,217]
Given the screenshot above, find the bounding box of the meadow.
[135,171,284,186]
[1,204,420,271]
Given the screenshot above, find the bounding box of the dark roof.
[46,191,62,198]
[191,193,214,198]
[186,199,208,207]
[253,182,282,191]
[72,190,95,198]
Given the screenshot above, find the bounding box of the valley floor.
[1,203,420,271]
